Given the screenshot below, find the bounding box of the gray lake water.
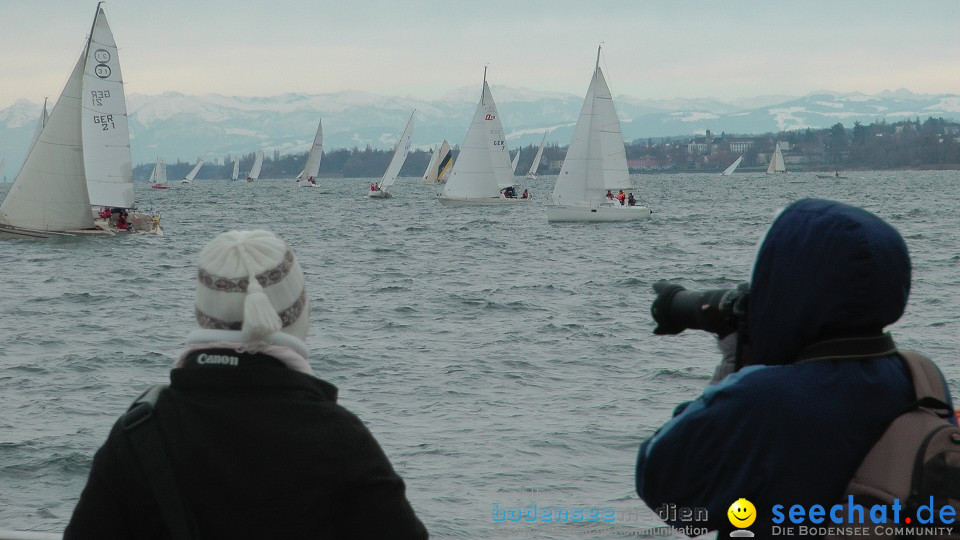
[1,171,958,539]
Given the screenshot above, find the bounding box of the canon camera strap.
[121,384,199,539]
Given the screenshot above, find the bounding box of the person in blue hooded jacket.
[635,198,954,537]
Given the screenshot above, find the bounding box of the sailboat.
[525,132,547,179]
[180,158,203,184]
[0,4,159,238]
[0,157,5,182]
[231,159,240,181]
[721,155,743,176]
[246,149,264,182]
[149,158,168,189]
[296,119,323,187]
[369,111,415,199]
[511,148,521,173]
[545,47,651,223]
[767,143,787,174]
[438,69,530,206]
[422,140,453,184]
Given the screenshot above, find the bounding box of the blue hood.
[747,199,911,365]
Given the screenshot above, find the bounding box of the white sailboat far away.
[149,158,168,189]
[721,155,743,176]
[546,47,651,223]
[231,158,240,181]
[526,132,547,179]
[511,148,520,173]
[369,111,415,199]
[438,68,530,206]
[180,158,204,184]
[422,139,453,184]
[296,119,323,187]
[767,142,787,174]
[246,149,264,182]
[0,4,160,238]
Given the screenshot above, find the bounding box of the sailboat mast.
[482,65,488,105]
[85,2,105,57]
[596,45,601,71]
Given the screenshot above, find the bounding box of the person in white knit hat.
[66,230,428,539]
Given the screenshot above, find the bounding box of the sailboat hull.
[546,204,652,223]
[0,224,115,239]
[367,190,391,198]
[437,196,531,207]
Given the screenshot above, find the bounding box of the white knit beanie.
[194,230,309,341]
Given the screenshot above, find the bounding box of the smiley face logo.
[727,498,756,529]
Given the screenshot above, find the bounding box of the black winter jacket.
[65,349,429,539]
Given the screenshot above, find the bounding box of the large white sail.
[247,149,264,181]
[526,132,546,178]
[722,155,743,176]
[300,119,323,181]
[594,71,630,191]
[552,66,605,205]
[443,80,514,199]
[82,6,133,209]
[377,111,415,191]
[231,159,239,181]
[0,54,95,231]
[546,48,650,222]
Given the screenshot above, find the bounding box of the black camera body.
[650,281,750,338]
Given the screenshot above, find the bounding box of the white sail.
[443,78,515,200]
[376,111,415,191]
[721,155,743,176]
[767,143,786,174]
[546,48,649,222]
[422,140,452,184]
[595,76,630,191]
[182,158,203,183]
[552,66,605,205]
[247,149,264,181]
[149,158,167,186]
[231,159,239,181]
[300,119,323,182]
[526,132,546,178]
[0,157,5,181]
[0,53,95,231]
[82,6,133,209]
[511,148,520,173]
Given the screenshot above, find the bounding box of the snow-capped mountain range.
[1,87,958,174]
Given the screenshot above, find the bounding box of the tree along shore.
[134,117,960,180]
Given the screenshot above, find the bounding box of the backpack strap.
[121,384,199,539]
[899,351,954,417]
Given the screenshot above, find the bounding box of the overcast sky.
[2,0,959,108]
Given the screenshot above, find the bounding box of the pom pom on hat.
[195,230,309,341]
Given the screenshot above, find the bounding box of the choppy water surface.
[1,171,958,538]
